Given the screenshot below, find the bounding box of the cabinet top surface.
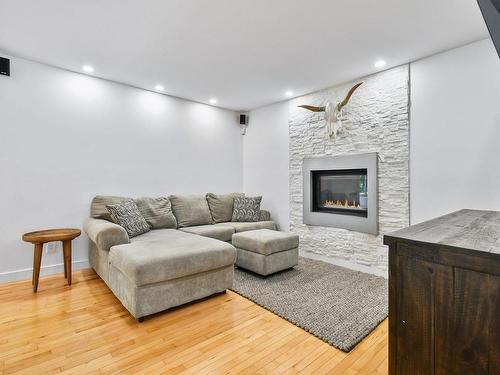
[385,209,500,256]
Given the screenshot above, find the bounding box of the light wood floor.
[0,269,388,375]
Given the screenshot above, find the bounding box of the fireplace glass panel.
[311,169,368,217]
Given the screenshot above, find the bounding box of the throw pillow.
[206,192,245,223]
[134,197,177,229]
[169,194,213,228]
[91,195,131,221]
[232,196,262,222]
[106,200,150,238]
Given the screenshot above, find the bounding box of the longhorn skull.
[298,82,363,141]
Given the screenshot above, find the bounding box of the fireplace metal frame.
[303,153,378,234]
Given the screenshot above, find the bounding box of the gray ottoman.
[232,229,299,276]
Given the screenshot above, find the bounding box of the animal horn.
[298,105,326,112]
[337,82,363,111]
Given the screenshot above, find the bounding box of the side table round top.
[22,228,81,244]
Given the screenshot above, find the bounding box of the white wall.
[410,39,500,223]
[0,55,242,282]
[243,102,290,230]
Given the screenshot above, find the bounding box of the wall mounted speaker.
[239,114,248,135]
[0,57,10,76]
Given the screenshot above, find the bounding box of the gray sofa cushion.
[109,229,236,286]
[215,221,277,233]
[128,227,194,242]
[179,224,235,242]
[134,197,177,229]
[91,195,131,221]
[206,193,244,223]
[232,229,299,255]
[169,194,213,228]
[232,196,262,222]
[106,201,151,238]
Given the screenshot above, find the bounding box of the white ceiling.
[0,0,489,111]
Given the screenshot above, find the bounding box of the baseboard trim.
[1,254,386,283]
[300,251,388,278]
[0,259,90,284]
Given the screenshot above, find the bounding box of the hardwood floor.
[0,269,388,374]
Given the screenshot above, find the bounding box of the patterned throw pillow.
[106,200,150,238]
[232,196,262,222]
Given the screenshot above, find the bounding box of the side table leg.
[63,240,72,286]
[32,252,36,285]
[63,242,67,279]
[33,243,43,292]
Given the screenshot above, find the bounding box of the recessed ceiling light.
[209,98,217,105]
[82,65,94,73]
[374,60,386,69]
[285,90,294,97]
[155,84,165,92]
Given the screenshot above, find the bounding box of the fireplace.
[312,169,368,217]
[303,153,378,234]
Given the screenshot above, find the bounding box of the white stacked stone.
[288,65,410,274]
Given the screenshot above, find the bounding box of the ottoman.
[232,229,299,276]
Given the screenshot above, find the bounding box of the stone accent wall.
[289,65,410,274]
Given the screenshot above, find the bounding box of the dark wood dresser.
[384,209,500,375]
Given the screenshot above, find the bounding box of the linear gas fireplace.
[303,153,378,234]
[312,169,368,217]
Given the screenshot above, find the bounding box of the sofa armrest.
[83,218,130,251]
[259,209,271,221]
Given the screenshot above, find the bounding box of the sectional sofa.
[83,193,276,321]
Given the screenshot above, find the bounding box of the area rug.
[231,256,388,352]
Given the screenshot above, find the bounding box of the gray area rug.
[231,257,388,352]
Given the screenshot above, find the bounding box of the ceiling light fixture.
[209,98,217,105]
[155,84,165,92]
[374,60,386,69]
[285,90,294,98]
[82,65,94,73]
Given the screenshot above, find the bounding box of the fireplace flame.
[323,199,361,209]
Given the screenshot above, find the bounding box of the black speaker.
[0,57,10,76]
[239,114,247,125]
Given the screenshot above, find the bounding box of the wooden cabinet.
[394,255,451,374]
[384,210,500,375]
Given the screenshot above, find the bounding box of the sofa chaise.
[83,193,276,321]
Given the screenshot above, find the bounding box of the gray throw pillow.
[91,195,131,221]
[232,196,262,222]
[106,200,150,238]
[134,197,177,229]
[169,194,213,228]
[206,193,245,223]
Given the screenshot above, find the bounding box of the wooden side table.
[22,228,81,292]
